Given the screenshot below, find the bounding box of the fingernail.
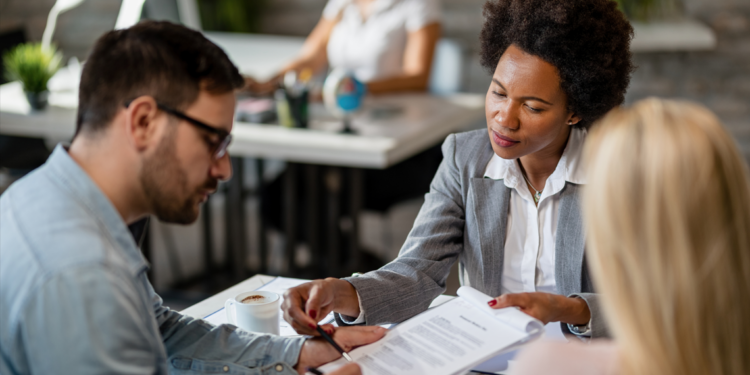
[309,323,316,329]
[488,299,497,307]
[309,310,317,319]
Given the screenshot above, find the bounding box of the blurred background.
[1,0,748,310]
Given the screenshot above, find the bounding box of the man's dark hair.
[76,21,243,135]
[480,0,635,128]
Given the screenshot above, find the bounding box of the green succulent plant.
[3,43,62,94]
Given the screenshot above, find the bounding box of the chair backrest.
[428,38,464,95]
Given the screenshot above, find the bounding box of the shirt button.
[275,364,284,372]
[223,365,229,372]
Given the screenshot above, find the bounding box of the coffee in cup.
[225,291,280,335]
[241,294,268,304]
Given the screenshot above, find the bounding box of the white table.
[0,81,77,146]
[181,273,457,323]
[229,93,483,169]
[181,274,514,375]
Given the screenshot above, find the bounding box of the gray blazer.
[340,129,609,338]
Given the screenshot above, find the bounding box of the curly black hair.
[480,0,634,128]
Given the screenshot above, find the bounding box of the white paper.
[429,294,456,308]
[457,286,544,337]
[319,288,540,375]
[202,277,335,336]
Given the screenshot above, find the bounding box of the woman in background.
[514,98,750,375]
[246,0,441,94]
[256,0,444,234]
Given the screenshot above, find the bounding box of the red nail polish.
[488,300,497,307]
[309,323,316,329]
[309,310,317,320]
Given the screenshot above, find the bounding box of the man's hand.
[282,278,361,336]
[325,363,362,375]
[296,326,387,375]
[488,292,591,325]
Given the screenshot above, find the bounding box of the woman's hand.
[488,292,591,325]
[282,278,361,335]
[295,326,387,374]
[242,76,278,95]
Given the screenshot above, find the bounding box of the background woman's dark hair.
[480,0,634,128]
[76,21,243,135]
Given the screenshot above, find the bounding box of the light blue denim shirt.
[0,145,306,375]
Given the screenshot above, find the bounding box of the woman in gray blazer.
[282,0,634,340]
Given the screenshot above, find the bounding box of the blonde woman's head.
[583,98,750,375]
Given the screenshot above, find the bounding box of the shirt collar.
[46,144,149,274]
[483,127,587,196]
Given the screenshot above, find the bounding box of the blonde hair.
[583,98,750,375]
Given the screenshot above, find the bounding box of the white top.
[483,127,587,296]
[323,0,441,82]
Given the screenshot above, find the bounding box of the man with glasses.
[0,21,379,375]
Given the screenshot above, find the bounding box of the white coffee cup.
[225,291,280,335]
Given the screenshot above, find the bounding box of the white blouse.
[483,127,587,296]
[323,0,441,82]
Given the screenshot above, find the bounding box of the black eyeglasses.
[124,100,232,160]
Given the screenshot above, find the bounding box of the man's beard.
[140,128,217,224]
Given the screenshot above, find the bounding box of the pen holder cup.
[286,89,308,128]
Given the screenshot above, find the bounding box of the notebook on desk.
[316,286,545,375]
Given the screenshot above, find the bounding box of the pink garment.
[512,340,620,375]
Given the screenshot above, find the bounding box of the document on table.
[317,286,544,375]
[202,276,334,336]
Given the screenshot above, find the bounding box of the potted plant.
[3,43,62,111]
